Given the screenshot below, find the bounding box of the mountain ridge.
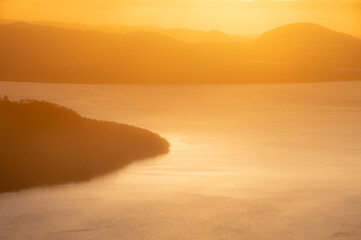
[0,22,360,84]
[247,23,361,68]
[0,18,257,44]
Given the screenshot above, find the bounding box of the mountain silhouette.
[248,23,361,68]
[0,18,15,25]
[0,18,257,44]
[0,22,360,83]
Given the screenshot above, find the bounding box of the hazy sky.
[1,0,360,35]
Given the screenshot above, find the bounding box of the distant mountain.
[0,22,360,84]
[248,23,361,68]
[0,19,256,44]
[0,18,16,25]
[141,28,257,44]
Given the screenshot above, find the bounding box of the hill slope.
[248,23,361,68]
[0,19,257,44]
[0,97,170,193]
[0,22,360,83]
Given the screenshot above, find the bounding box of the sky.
[1,0,360,35]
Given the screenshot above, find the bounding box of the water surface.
[0,81,361,240]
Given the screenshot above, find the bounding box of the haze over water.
[0,81,361,240]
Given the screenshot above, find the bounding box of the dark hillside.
[0,97,170,193]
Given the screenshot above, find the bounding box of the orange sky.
[1,0,360,36]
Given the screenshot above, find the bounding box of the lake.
[0,81,361,240]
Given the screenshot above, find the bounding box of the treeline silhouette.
[0,22,360,84]
[0,96,170,193]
